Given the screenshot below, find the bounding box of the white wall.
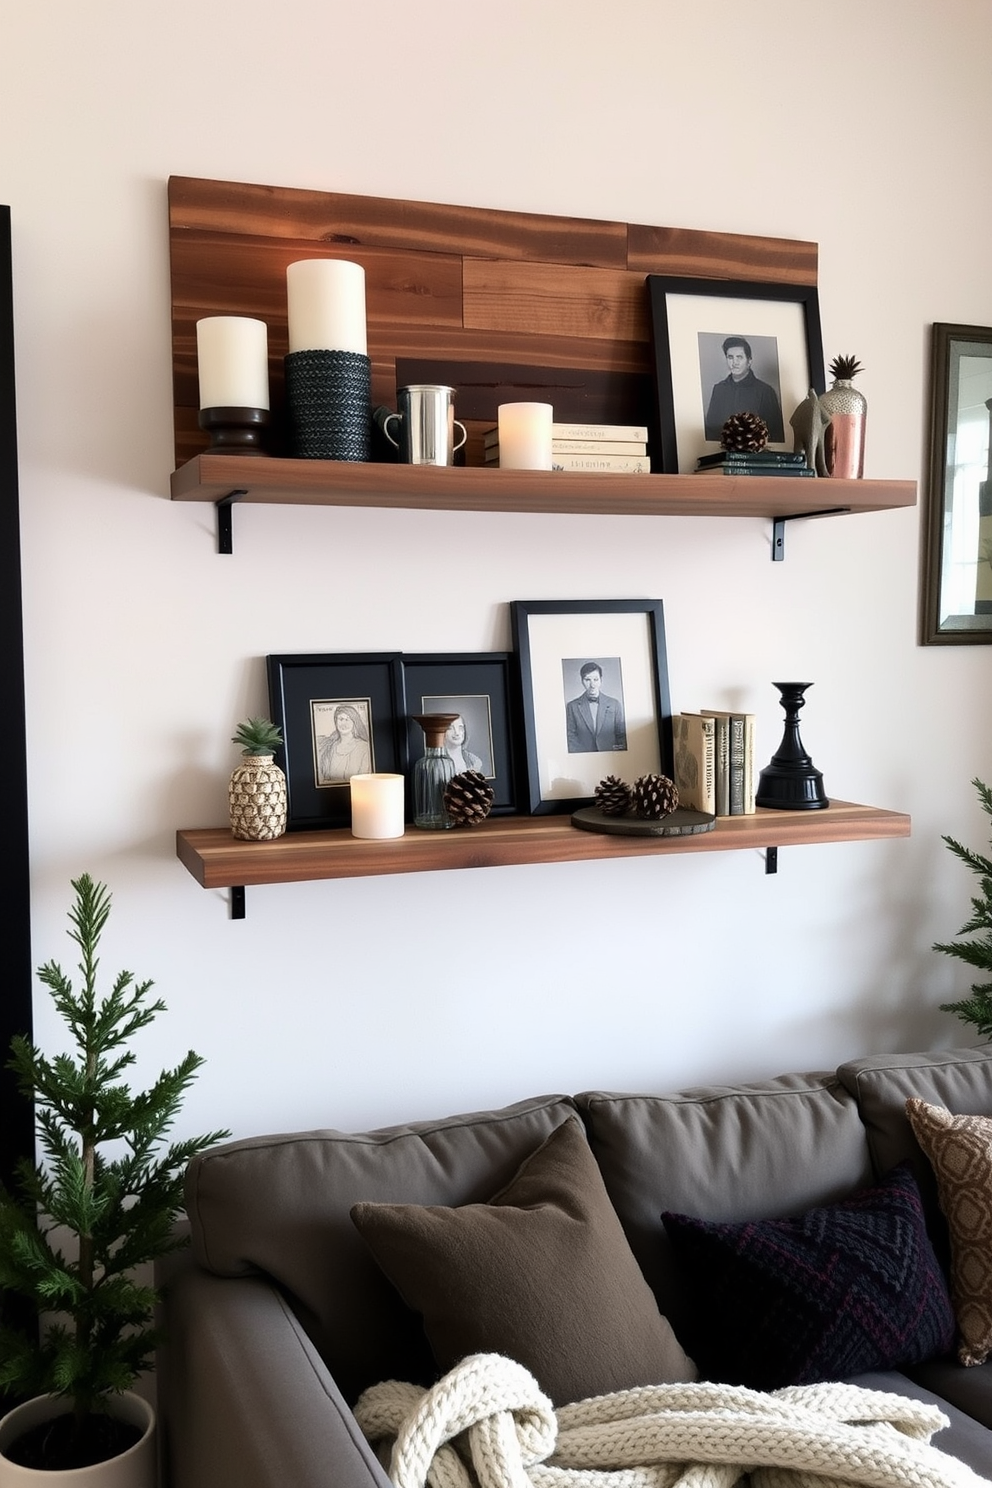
[3,0,991,1142]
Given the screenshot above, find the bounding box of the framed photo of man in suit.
[511,599,672,814]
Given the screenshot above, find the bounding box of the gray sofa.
[158,1047,992,1485]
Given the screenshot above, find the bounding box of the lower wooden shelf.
[176,801,910,892]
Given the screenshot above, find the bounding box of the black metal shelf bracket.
[765,846,779,874]
[771,506,850,561]
[230,885,246,919]
[216,490,248,555]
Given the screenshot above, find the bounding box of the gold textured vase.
[228,753,287,841]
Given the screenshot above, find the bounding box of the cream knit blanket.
[354,1352,988,1488]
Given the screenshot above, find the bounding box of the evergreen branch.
[934,781,992,1042]
[0,873,230,1424]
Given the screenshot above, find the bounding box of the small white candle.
[286,259,367,355]
[350,773,405,840]
[498,402,553,469]
[195,317,269,410]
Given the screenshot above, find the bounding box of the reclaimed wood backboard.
[169,176,817,468]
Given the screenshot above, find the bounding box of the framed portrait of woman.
[267,653,405,829]
[400,653,521,815]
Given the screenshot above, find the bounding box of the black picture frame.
[510,599,672,815]
[401,653,521,816]
[267,653,405,830]
[920,322,992,645]
[647,275,825,474]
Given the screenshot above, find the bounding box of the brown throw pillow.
[905,1096,992,1366]
[351,1116,696,1405]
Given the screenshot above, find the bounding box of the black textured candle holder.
[284,349,371,460]
[198,406,270,454]
[755,681,829,810]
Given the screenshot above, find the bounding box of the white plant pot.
[0,1392,155,1487]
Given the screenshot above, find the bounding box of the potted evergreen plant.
[934,778,992,1040]
[0,874,228,1483]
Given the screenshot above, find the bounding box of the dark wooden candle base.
[198,407,270,454]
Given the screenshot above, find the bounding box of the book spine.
[483,423,649,446]
[742,714,756,815]
[696,452,807,469]
[552,454,651,473]
[703,465,817,477]
[673,714,716,815]
[486,439,647,457]
[551,439,648,455]
[727,715,746,815]
[710,716,729,816]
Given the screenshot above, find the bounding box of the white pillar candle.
[195,317,269,409]
[497,402,553,469]
[286,259,367,355]
[350,773,405,840]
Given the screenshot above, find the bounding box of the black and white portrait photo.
[311,698,373,785]
[700,331,784,441]
[418,693,495,778]
[562,657,627,753]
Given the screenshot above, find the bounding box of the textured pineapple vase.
[229,752,288,840]
[820,356,867,479]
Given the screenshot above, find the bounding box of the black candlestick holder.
[755,681,829,810]
[198,406,270,454]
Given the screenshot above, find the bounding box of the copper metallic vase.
[820,377,866,479]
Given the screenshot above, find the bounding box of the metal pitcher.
[381,384,467,466]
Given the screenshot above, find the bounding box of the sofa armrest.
[159,1257,392,1488]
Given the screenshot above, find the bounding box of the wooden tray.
[571,805,716,837]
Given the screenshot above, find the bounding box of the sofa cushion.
[836,1046,992,1235]
[662,1162,956,1391]
[351,1116,696,1406]
[183,1094,577,1404]
[576,1073,873,1340]
[907,1097,992,1367]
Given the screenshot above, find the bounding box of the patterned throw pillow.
[662,1161,955,1391]
[906,1097,992,1366]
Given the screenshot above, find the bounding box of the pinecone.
[631,773,679,820]
[828,354,863,382]
[721,411,768,452]
[442,770,495,826]
[595,775,632,816]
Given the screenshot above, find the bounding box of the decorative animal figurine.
[789,388,831,475]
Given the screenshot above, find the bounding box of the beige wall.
[3,0,992,1141]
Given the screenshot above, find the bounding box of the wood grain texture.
[627,224,817,285]
[169,455,916,521]
[176,802,910,890]
[169,175,630,265]
[169,176,820,466]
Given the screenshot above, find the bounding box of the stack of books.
[695,450,814,478]
[673,710,756,817]
[484,422,651,474]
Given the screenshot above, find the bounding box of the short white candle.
[350,773,405,840]
[498,402,553,469]
[196,317,270,410]
[286,259,367,356]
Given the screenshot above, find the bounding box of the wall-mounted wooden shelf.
[172,455,916,554]
[171,454,914,521]
[177,802,910,915]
